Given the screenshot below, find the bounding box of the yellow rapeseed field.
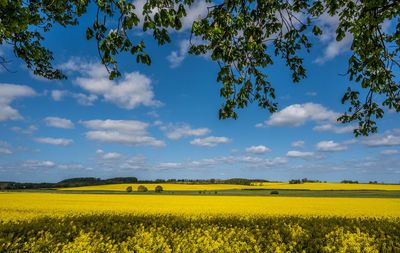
[57,182,400,191]
[250,182,400,191]
[0,192,399,222]
[1,193,399,252]
[58,183,256,191]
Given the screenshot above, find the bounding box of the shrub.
[126,186,132,192]
[270,190,279,195]
[137,185,148,192]
[155,185,163,193]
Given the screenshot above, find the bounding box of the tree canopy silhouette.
[1,0,399,136]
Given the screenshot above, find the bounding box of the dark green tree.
[1,0,399,136]
[137,185,148,192]
[126,186,132,192]
[155,185,163,192]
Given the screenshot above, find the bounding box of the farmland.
[1,186,400,252]
[57,182,400,191]
[1,193,400,221]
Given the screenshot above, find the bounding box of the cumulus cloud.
[291,140,305,148]
[81,119,165,147]
[51,90,66,101]
[51,89,98,106]
[153,120,163,126]
[166,37,210,68]
[190,136,232,147]
[0,83,36,121]
[158,155,288,171]
[45,117,74,129]
[10,125,38,135]
[34,137,74,146]
[316,140,347,152]
[313,12,353,64]
[119,155,149,170]
[59,58,162,109]
[380,149,399,156]
[160,123,210,140]
[20,160,56,168]
[286,150,324,160]
[257,103,354,134]
[361,129,400,147]
[265,103,339,127]
[245,145,271,155]
[95,149,122,160]
[158,162,184,169]
[313,123,356,134]
[0,141,12,155]
[313,12,391,64]
[0,147,12,155]
[167,40,190,68]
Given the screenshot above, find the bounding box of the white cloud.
[10,125,38,134]
[316,140,347,152]
[59,58,161,109]
[81,119,165,147]
[167,40,190,68]
[162,155,288,171]
[306,92,317,96]
[34,137,74,146]
[158,162,184,169]
[153,120,163,126]
[286,150,324,160]
[0,147,12,155]
[20,160,56,168]
[180,1,212,31]
[265,103,339,127]
[313,123,356,134]
[291,140,305,148]
[245,145,271,155]
[380,149,399,156]
[45,117,74,129]
[361,129,400,147]
[119,155,149,170]
[102,152,122,159]
[51,90,67,101]
[96,149,104,155]
[166,37,210,68]
[313,12,353,64]
[51,90,98,106]
[0,83,36,121]
[190,136,232,147]
[160,123,210,140]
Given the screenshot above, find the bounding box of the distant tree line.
[0,177,139,190]
[289,178,323,184]
[0,177,269,190]
[160,178,268,186]
[340,180,359,184]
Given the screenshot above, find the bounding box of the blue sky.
[0,2,399,183]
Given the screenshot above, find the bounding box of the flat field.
[1,191,399,252]
[0,192,399,221]
[57,182,400,191]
